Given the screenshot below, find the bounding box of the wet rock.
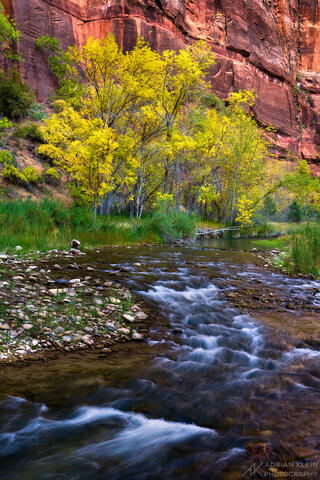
[292,447,319,459]
[69,248,82,255]
[246,441,271,459]
[132,332,144,341]
[135,311,148,321]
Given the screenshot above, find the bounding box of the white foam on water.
[78,407,217,464]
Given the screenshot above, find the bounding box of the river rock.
[0,324,10,330]
[81,335,93,346]
[122,314,135,323]
[118,328,130,335]
[15,246,22,251]
[132,332,144,341]
[71,239,81,250]
[109,297,120,304]
[69,248,82,255]
[22,324,33,330]
[135,311,148,321]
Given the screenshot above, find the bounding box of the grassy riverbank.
[0,198,197,253]
[254,222,320,278]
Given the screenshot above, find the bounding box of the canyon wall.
[5,0,320,164]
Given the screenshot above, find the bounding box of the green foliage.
[262,195,277,217]
[0,2,21,61]
[2,164,26,184]
[44,167,60,185]
[0,117,12,131]
[0,69,34,119]
[13,123,43,142]
[287,201,302,222]
[22,166,41,183]
[287,224,320,277]
[0,198,175,252]
[283,160,320,211]
[0,149,15,165]
[27,103,47,121]
[150,204,197,242]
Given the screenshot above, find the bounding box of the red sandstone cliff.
[5,0,320,163]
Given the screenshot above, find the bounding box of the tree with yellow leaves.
[38,101,118,217]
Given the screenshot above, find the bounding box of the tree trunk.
[106,191,114,216]
[93,195,98,221]
[163,165,169,194]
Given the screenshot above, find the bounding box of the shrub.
[27,103,47,121]
[0,117,12,132]
[13,123,43,142]
[0,149,15,165]
[22,166,41,183]
[287,201,302,222]
[262,195,277,218]
[44,167,60,185]
[288,224,320,277]
[2,164,27,184]
[150,205,197,243]
[0,69,34,119]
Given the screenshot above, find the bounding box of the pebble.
[0,252,148,365]
[122,314,135,323]
[118,328,130,335]
[109,297,121,304]
[22,324,33,330]
[135,311,148,321]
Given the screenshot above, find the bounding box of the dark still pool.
[1,242,320,479]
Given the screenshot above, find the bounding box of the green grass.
[285,223,320,277]
[253,237,288,249]
[0,198,197,253]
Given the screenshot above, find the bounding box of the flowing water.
[1,241,320,479]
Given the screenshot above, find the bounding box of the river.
[1,240,320,479]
